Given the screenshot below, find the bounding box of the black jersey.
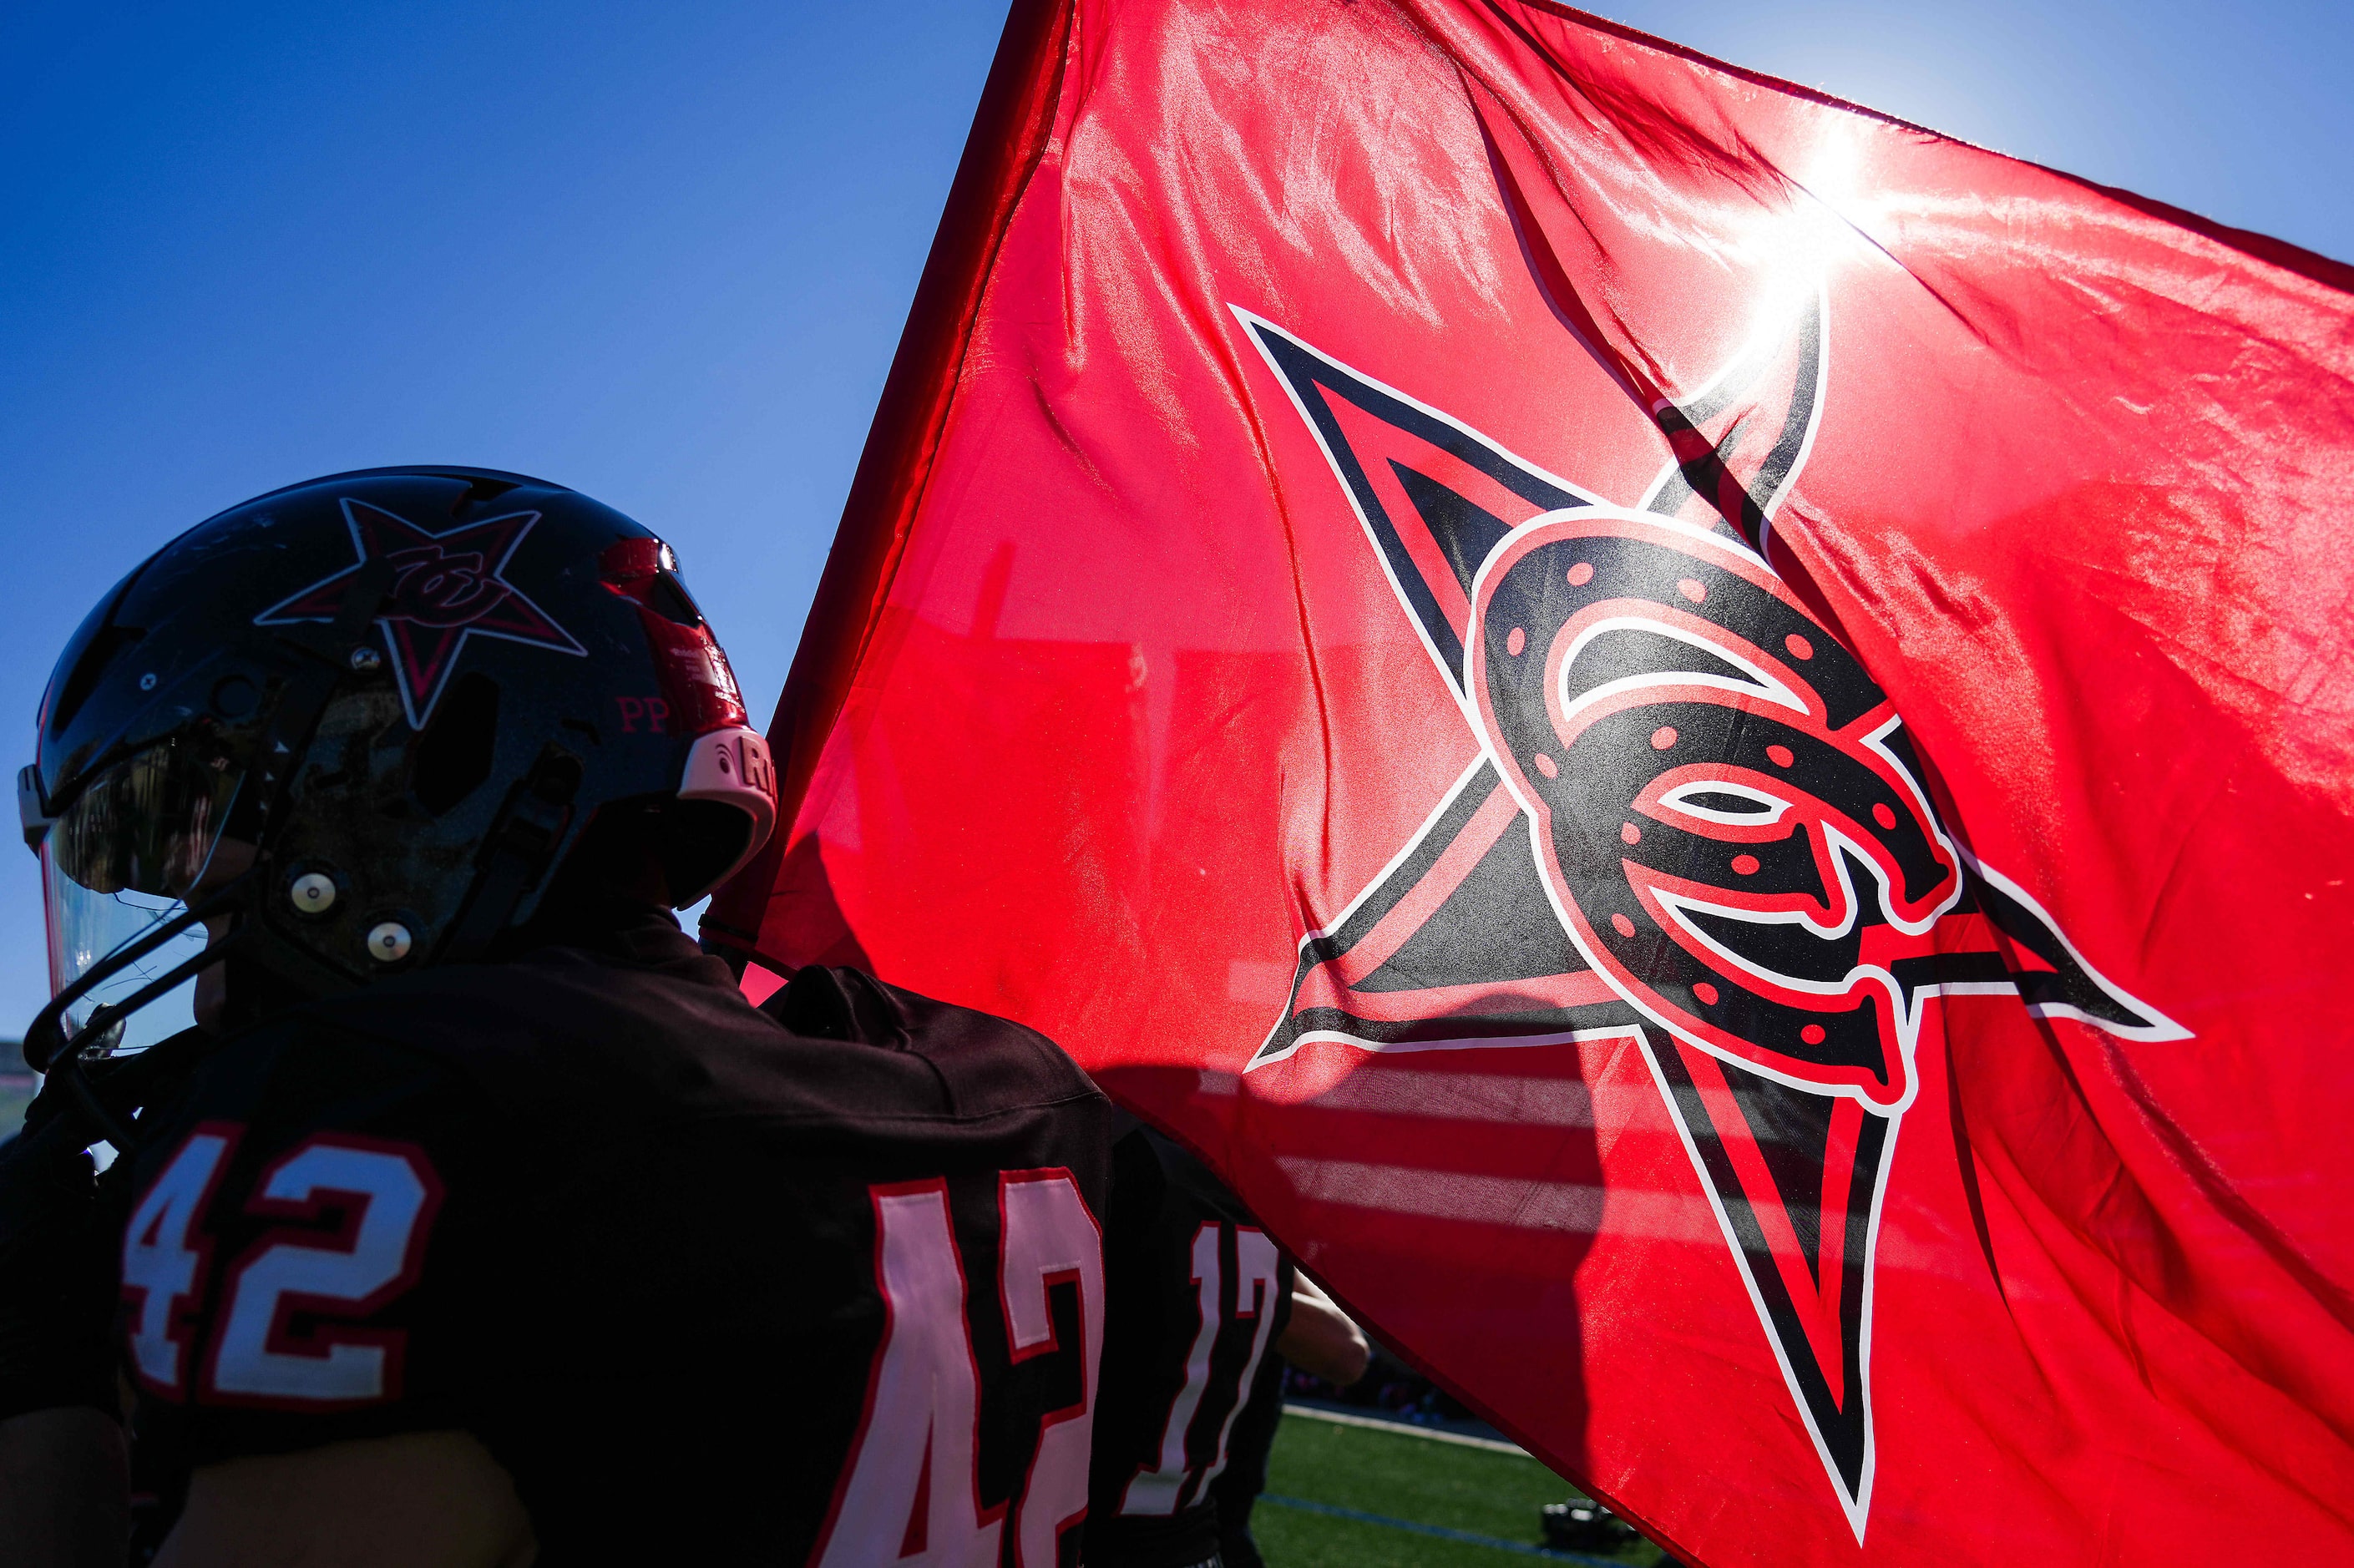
[1207,1344,1286,1568]
[115,916,1113,1566]
[1086,1124,1292,1568]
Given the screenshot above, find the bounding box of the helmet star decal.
[257,498,586,726]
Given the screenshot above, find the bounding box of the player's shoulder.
[205,935,1105,1142]
[759,964,1106,1125]
[285,921,778,1111]
[147,994,482,1149]
[124,918,751,1166]
[137,933,1109,1196]
[119,987,506,1242]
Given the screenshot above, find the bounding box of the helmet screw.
[349,646,383,673]
[138,672,158,691]
[365,921,413,963]
[288,873,337,916]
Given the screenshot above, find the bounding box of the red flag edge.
[1499,0,2354,292]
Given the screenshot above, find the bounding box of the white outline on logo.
[1226,290,2186,1540]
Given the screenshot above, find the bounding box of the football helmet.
[19,467,775,1143]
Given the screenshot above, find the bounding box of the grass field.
[1253,1408,1672,1566]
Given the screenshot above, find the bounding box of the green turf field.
[1253,1408,1671,1566]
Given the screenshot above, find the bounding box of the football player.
[1085,1119,1367,1568]
[0,468,1113,1565]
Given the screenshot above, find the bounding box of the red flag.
[708,2,2354,1559]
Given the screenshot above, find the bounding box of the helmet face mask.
[23,466,776,1088]
[38,732,249,1055]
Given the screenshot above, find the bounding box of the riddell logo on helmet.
[256,498,587,726]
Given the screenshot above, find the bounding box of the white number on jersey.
[120,1124,239,1393]
[813,1169,1105,1568]
[999,1171,1106,1568]
[205,1134,442,1404]
[1121,1222,1281,1515]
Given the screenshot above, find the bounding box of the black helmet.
[19,466,776,1125]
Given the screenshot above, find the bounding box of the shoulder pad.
[763,965,906,1044]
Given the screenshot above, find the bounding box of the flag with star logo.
[705,2,2354,1560]
[257,496,584,726]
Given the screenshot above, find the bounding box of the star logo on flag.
[257,497,586,726]
[1232,286,2186,1537]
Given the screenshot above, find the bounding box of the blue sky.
[2,0,2346,1033]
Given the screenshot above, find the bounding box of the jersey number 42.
[812,1170,1105,1568]
[121,1123,442,1408]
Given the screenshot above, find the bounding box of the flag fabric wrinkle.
[707,3,2354,1561]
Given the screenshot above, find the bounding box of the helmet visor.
[40,738,245,1055]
